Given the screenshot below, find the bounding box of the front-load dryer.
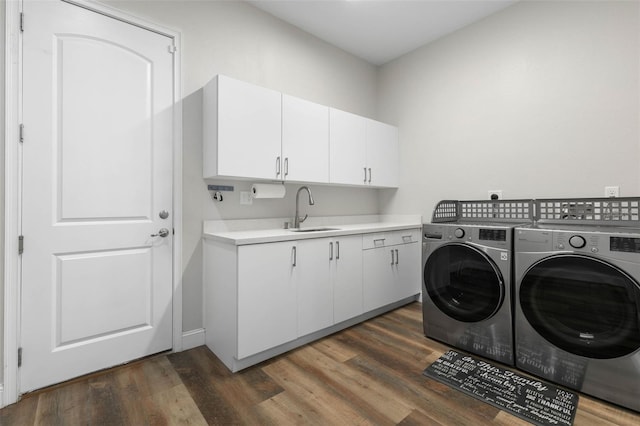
[515,223,640,412]
[422,222,517,365]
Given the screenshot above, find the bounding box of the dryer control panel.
[610,236,640,253]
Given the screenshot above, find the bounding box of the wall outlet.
[240,191,253,205]
[488,190,503,200]
[604,186,619,198]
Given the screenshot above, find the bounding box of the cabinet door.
[215,75,282,180]
[363,246,396,311]
[366,119,399,188]
[296,238,334,337]
[282,95,329,183]
[237,241,297,358]
[333,235,364,324]
[329,108,367,185]
[393,242,421,300]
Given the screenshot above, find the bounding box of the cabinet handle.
[284,157,289,177]
[391,249,395,265]
[329,242,333,261]
[292,246,297,267]
[395,249,399,265]
[336,241,340,260]
[364,167,367,183]
[276,156,281,177]
[368,168,372,183]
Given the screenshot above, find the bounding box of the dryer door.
[424,243,505,322]
[520,254,640,359]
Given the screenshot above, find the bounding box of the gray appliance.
[422,200,533,366]
[514,197,640,412]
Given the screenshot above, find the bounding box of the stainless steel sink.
[289,227,340,232]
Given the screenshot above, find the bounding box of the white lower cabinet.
[296,238,334,337]
[363,230,421,312]
[237,241,297,359]
[332,235,364,324]
[297,235,364,334]
[204,227,418,373]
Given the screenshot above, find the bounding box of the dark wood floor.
[2,302,640,425]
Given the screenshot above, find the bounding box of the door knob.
[151,228,170,238]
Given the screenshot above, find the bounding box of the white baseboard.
[181,328,205,351]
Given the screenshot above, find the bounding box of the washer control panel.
[423,224,510,249]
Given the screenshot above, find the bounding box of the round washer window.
[520,254,640,359]
[424,243,504,323]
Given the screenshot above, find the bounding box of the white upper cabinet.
[329,108,399,188]
[203,75,398,187]
[366,119,399,188]
[329,108,367,186]
[282,95,329,183]
[203,75,282,180]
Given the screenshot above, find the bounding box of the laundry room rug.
[423,350,578,426]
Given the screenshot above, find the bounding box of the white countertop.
[203,215,422,245]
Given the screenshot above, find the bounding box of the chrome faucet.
[294,186,315,229]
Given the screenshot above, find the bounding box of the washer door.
[424,243,505,323]
[520,254,640,359]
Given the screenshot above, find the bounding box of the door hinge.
[168,44,176,54]
[18,347,23,367]
[18,235,24,254]
[20,12,24,32]
[19,123,24,143]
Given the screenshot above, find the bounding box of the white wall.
[377,0,640,220]
[0,0,5,387]
[103,0,381,332]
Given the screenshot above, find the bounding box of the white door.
[20,0,174,392]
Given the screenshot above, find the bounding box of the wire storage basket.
[535,197,640,226]
[432,199,534,223]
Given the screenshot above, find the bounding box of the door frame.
[2,0,183,407]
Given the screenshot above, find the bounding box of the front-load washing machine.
[422,199,533,366]
[515,218,640,412]
[423,222,516,365]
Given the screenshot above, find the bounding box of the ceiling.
[247,0,519,65]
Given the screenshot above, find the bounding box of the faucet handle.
[298,214,308,224]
